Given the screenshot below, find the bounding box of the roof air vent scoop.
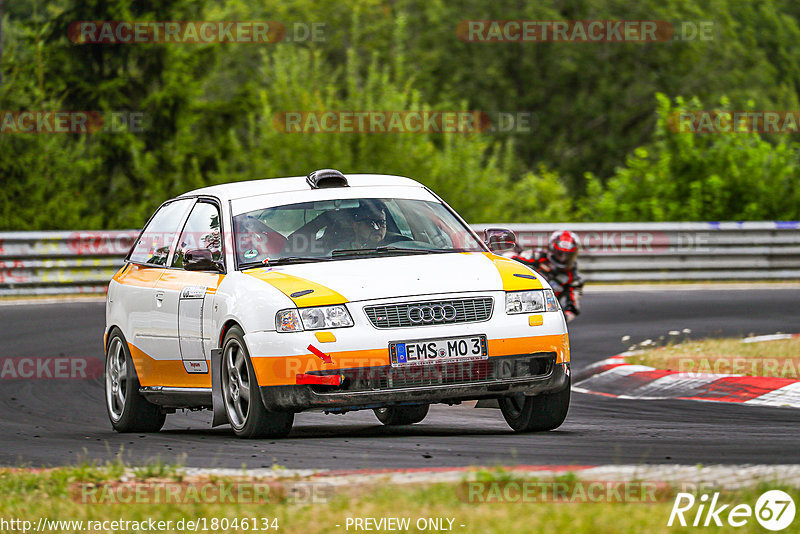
[307,169,348,189]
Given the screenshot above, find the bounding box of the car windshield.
[233,197,484,267]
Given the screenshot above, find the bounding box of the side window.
[172,202,223,269]
[129,199,193,266]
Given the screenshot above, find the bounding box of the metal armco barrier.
[0,231,137,296]
[473,221,800,282]
[1,222,798,295]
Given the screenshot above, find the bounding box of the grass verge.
[626,337,800,379]
[0,464,797,533]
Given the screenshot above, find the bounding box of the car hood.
[244,252,544,304]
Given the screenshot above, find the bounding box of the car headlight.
[505,289,560,314]
[276,305,354,332]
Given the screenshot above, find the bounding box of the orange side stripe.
[156,270,225,291]
[127,343,211,388]
[112,263,161,288]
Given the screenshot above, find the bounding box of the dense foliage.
[1,0,800,229]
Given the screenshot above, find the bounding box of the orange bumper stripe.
[251,334,569,386]
[127,329,569,389]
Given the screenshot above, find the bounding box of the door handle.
[155,291,165,302]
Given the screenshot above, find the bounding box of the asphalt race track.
[1,288,798,469]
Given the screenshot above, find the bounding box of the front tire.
[221,326,294,439]
[105,329,166,433]
[374,404,429,425]
[499,380,570,432]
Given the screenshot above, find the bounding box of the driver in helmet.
[351,201,388,249]
[511,230,584,322]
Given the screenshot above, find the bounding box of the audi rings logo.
[407,305,458,324]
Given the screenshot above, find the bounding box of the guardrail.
[1,222,798,295]
[473,221,800,281]
[0,231,136,296]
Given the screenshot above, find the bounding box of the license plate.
[389,335,488,367]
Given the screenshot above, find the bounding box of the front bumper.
[245,292,570,388]
[258,359,570,412]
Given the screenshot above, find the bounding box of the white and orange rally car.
[104,170,571,438]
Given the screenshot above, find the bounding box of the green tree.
[580,93,800,221]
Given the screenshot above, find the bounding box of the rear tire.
[499,380,570,432]
[221,326,294,439]
[374,404,429,425]
[105,329,166,433]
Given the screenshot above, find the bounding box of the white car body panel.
[238,252,545,311]
[105,173,570,418]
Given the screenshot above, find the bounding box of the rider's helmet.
[547,230,579,270]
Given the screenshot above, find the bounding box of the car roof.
[179,174,426,202]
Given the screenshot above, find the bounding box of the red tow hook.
[296,373,341,386]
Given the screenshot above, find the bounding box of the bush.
[580,93,800,221]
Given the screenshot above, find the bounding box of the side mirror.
[484,228,519,253]
[184,249,222,272]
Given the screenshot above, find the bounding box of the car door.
[121,198,194,373]
[151,200,225,386]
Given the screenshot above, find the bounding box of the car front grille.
[363,297,494,329]
[308,353,556,393]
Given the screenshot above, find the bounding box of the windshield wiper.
[377,245,447,253]
[239,256,331,270]
[330,246,450,257]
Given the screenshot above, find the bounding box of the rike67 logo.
[668,490,795,531]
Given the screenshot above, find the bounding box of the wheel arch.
[212,318,245,428]
[218,319,244,348]
[104,324,123,352]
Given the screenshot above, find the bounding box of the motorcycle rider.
[511,230,584,322]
